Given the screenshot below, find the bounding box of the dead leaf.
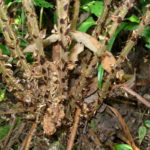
[43,34,60,47]
[124,73,136,88]
[67,62,76,70]
[23,34,60,53]
[116,69,124,81]
[84,93,98,104]
[101,51,116,73]
[70,30,101,55]
[69,43,84,62]
[43,105,65,135]
[39,29,46,39]
[86,77,98,96]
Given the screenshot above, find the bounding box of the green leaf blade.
[0,45,11,56]
[78,17,96,32]
[0,89,6,102]
[114,144,133,150]
[81,1,104,17]
[34,0,53,8]
[138,126,147,144]
[126,14,140,23]
[0,125,10,140]
[98,64,104,89]
[145,120,150,128]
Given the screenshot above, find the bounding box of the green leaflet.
[123,22,138,31]
[0,125,10,140]
[98,64,104,88]
[81,1,104,17]
[107,22,128,51]
[34,0,53,8]
[138,126,147,144]
[78,17,96,32]
[144,120,150,128]
[0,45,11,56]
[114,144,133,150]
[125,14,140,23]
[0,88,6,102]
[142,26,150,45]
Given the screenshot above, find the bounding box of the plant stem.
[71,0,80,30]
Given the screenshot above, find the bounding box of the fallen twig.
[20,122,37,150]
[3,116,16,148]
[4,123,25,150]
[0,108,34,115]
[67,108,81,150]
[121,85,150,107]
[108,106,140,150]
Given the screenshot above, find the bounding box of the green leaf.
[25,52,34,64]
[0,125,10,140]
[0,88,6,102]
[82,1,104,17]
[0,45,11,56]
[98,64,104,88]
[78,17,96,32]
[145,44,150,49]
[114,144,133,150]
[107,22,127,51]
[142,26,150,44]
[15,16,21,25]
[141,26,150,49]
[21,8,26,26]
[4,0,21,8]
[34,0,53,8]
[15,116,23,126]
[81,0,91,5]
[126,14,140,23]
[123,22,138,31]
[144,120,150,128]
[88,120,96,130]
[138,126,147,144]
[20,40,28,48]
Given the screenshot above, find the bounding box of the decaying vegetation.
[0,0,150,149]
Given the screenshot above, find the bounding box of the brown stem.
[3,117,17,147]
[0,108,34,115]
[22,0,45,58]
[0,1,30,72]
[20,122,37,150]
[71,0,80,29]
[92,0,113,38]
[0,62,23,91]
[56,0,70,48]
[22,0,40,39]
[102,5,150,93]
[97,0,135,56]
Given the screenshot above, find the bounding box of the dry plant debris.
[0,0,150,150]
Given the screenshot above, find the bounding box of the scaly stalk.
[22,0,45,59]
[0,1,30,73]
